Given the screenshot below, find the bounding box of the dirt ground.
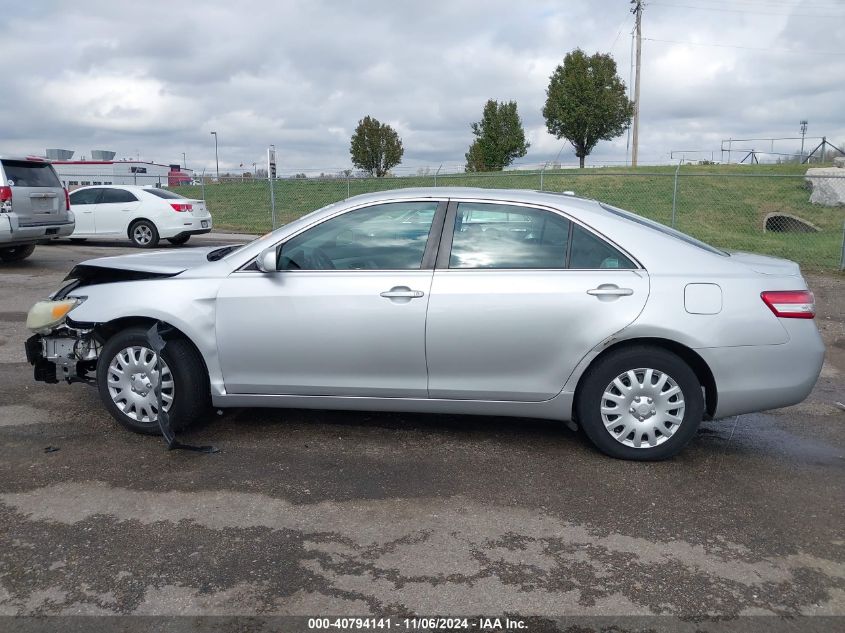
[0,240,842,632]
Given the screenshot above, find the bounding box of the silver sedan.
[24,188,825,460]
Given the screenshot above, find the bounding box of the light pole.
[799,120,808,162]
[210,131,219,181]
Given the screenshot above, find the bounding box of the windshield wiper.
[207,245,241,261]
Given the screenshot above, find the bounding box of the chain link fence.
[166,168,844,272]
[58,168,845,271]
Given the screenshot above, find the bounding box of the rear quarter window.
[1,160,61,187]
[569,224,636,269]
[145,188,186,200]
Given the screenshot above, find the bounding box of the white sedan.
[68,185,213,248]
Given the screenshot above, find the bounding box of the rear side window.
[1,160,61,187]
[449,203,571,269]
[69,189,103,205]
[145,188,185,200]
[569,224,636,269]
[101,188,138,203]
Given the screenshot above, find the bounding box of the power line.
[679,0,845,7]
[642,36,845,56]
[649,2,845,18]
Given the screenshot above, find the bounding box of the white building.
[51,160,193,189]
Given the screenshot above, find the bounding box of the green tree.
[465,100,530,172]
[350,115,404,177]
[543,49,633,168]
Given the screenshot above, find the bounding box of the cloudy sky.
[1,0,843,174]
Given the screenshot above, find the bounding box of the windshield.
[600,203,727,256]
[145,188,186,200]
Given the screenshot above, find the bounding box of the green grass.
[173,163,845,271]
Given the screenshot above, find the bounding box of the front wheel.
[97,326,209,435]
[575,346,704,461]
[0,244,36,262]
[129,220,159,248]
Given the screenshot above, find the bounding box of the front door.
[216,200,446,397]
[68,187,104,235]
[425,201,649,401]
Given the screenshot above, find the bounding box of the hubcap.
[107,346,173,423]
[600,368,685,449]
[134,225,152,244]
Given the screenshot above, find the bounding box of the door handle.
[587,286,633,296]
[380,287,424,299]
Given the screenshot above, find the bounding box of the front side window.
[69,188,103,205]
[449,203,571,269]
[278,201,439,270]
[101,188,138,203]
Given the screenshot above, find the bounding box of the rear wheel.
[575,346,704,460]
[97,326,209,435]
[0,244,36,262]
[167,234,191,245]
[129,220,159,248]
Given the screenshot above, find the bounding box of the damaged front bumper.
[25,326,101,385]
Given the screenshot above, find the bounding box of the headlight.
[26,297,85,333]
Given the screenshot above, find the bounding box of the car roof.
[0,155,57,164]
[71,184,153,191]
[341,186,609,218]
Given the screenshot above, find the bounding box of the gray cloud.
[0,0,842,173]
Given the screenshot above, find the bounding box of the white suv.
[0,156,75,262]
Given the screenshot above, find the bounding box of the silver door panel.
[216,271,433,397]
[425,269,649,401]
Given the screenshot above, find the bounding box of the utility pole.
[799,120,808,161]
[631,0,643,168]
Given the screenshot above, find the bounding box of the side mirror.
[255,246,278,273]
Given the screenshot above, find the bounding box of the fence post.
[840,220,845,271]
[200,168,206,203]
[346,173,350,199]
[269,177,277,230]
[671,160,682,228]
[434,164,442,187]
[540,162,547,191]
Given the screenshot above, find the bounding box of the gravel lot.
[0,238,842,630]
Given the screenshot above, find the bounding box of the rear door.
[95,188,141,235]
[1,160,68,226]
[425,201,649,401]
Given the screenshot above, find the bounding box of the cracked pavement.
[0,240,842,628]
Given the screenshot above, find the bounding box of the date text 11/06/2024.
[307,617,528,630]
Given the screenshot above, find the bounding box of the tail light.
[761,290,815,319]
[64,187,71,211]
[0,186,11,213]
[170,203,193,212]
